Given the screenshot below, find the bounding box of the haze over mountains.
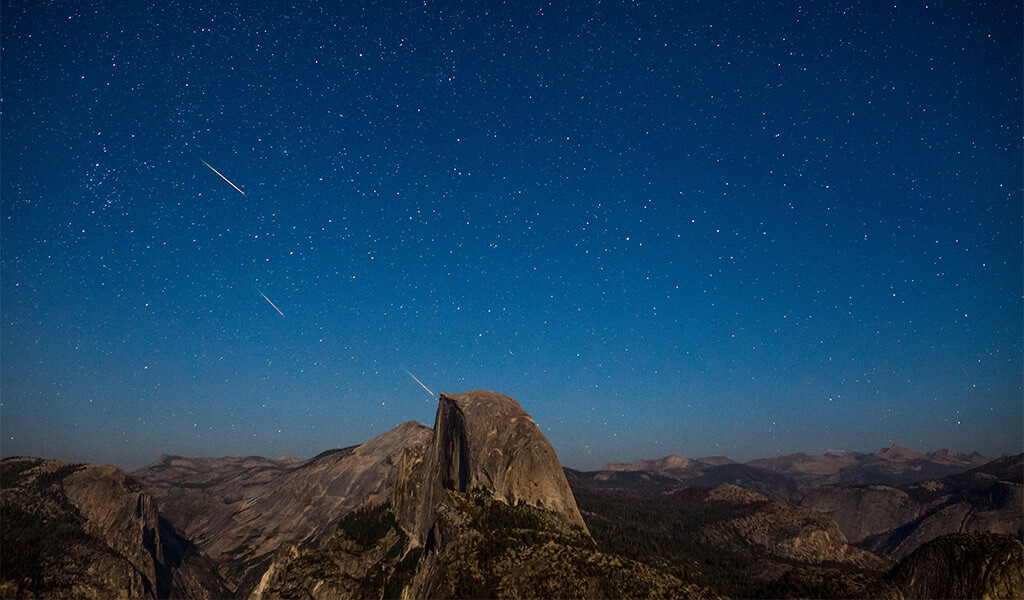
[2,390,1021,599]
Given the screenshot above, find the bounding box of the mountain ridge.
[599,445,993,492]
[3,392,1020,599]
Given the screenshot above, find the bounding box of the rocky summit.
[399,390,588,541]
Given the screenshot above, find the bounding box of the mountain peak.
[435,390,584,524]
[603,455,696,472]
[392,390,588,544]
[877,444,926,462]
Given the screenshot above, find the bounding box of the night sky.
[2,1,1021,471]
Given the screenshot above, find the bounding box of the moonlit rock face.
[802,454,1024,560]
[393,390,589,543]
[434,390,587,530]
[889,532,1024,600]
[133,421,433,596]
[802,485,923,543]
[1,457,229,599]
[134,391,589,594]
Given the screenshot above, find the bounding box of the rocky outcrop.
[432,391,586,529]
[866,486,1023,560]
[802,484,922,543]
[130,390,588,597]
[253,501,419,600]
[701,484,884,566]
[237,390,617,600]
[394,390,588,545]
[808,454,1024,560]
[0,457,228,599]
[888,532,1024,599]
[570,478,889,597]
[134,421,432,596]
[927,449,989,466]
[403,489,716,599]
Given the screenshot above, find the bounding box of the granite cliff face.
[0,457,228,599]
[802,484,922,543]
[247,391,658,599]
[131,390,589,598]
[888,531,1024,599]
[133,420,432,596]
[429,391,585,531]
[568,477,889,598]
[390,390,588,547]
[803,453,1023,560]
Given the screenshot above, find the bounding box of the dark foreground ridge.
[2,390,1021,599]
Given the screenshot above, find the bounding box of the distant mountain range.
[2,391,1021,599]
[601,444,992,491]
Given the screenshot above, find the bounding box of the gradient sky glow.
[2,0,1021,471]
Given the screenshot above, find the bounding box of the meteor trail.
[404,370,434,397]
[200,159,245,195]
[257,289,285,316]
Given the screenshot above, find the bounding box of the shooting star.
[257,289,285,317]
[200,159,245,195]
[404,370,434,397]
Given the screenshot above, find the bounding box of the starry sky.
[2,1,1021,471]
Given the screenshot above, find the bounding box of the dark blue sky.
[2,1,1021,470]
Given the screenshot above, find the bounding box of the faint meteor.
[404,370,434,397]
[257,289,285,317]
[200,159,245,195]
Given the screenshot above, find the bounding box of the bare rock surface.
[888,531,1024,599]
[816,453,1024,560]
[0,456,228,599]
[432,390,586,529]
[6,396,1016,599]
[131,390,587,596]
[133,420,432,595]
[701,484,883,567]
[393,390,588,544]
[801,484,922,543]
[246,390,604,600]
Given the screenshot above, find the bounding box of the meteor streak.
[200,159,245,195]
[404,370,434,397]
[257,289,285,316]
